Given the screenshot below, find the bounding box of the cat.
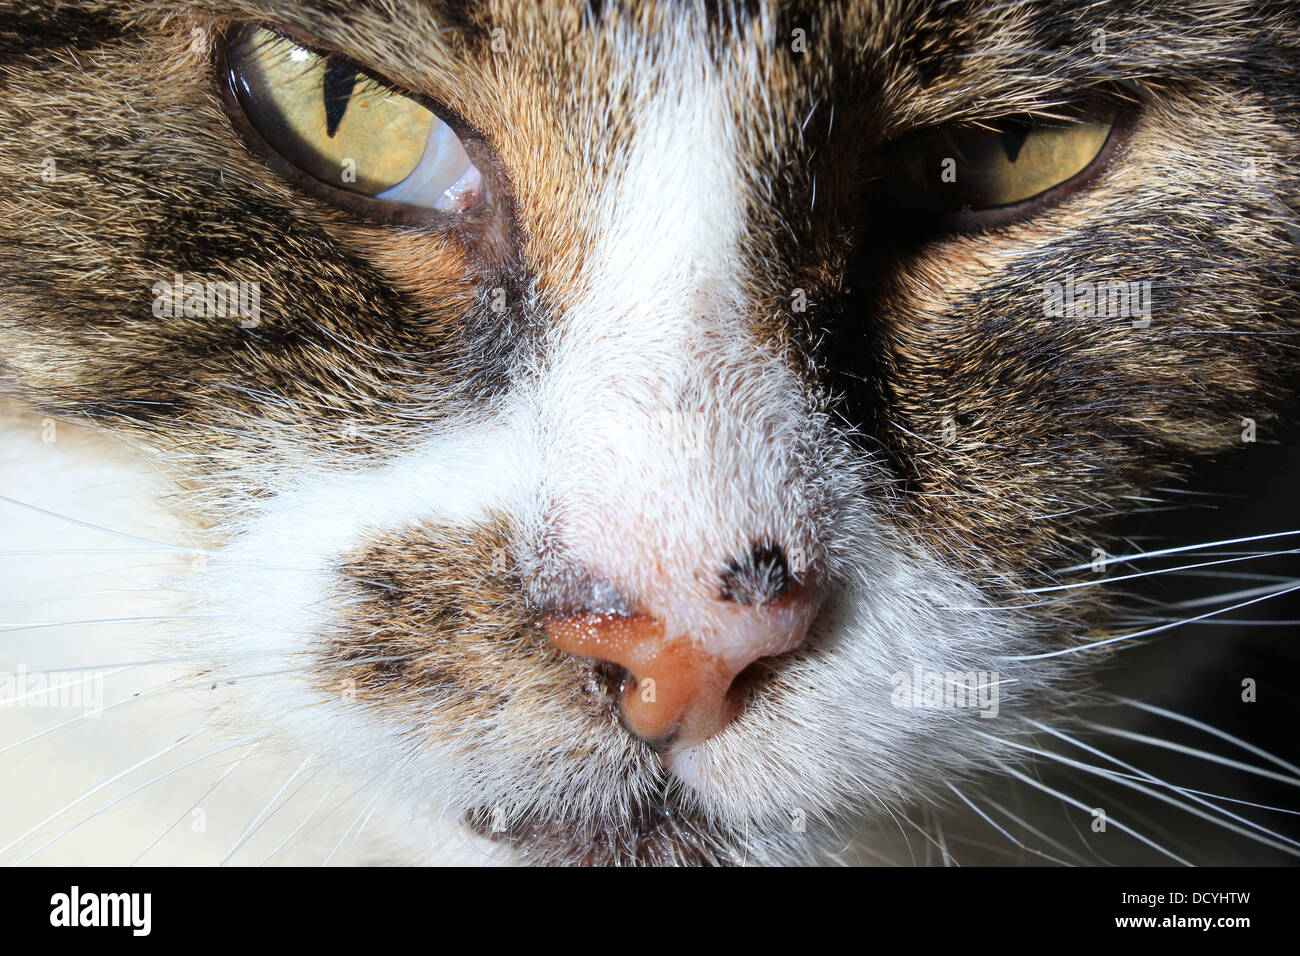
[0,0,1298,866]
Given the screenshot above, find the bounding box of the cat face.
[0,0,1297,864]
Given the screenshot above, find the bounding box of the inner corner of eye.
[374,122,485,213]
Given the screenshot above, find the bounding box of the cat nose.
[543,543,821,748]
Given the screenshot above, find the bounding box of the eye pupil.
[998,121,1031,163]
[322,61,358,138]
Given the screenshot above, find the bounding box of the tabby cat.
[1,0,1298,865]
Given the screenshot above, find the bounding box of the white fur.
[0,403,506,864]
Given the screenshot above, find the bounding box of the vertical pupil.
[998,120,1032,163]
[322,60,358,138]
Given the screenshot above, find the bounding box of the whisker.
[8,649,311,673]
[0,666,128,707]
[322,794,382,867]
[0,494,206,554]
[984,777,1100,864]
[0,687,154,757]
[890,805,955,865]
[1,615,228,632]
[1086,723,1300,788]
[1110,697,1300,777]
[335,801,379,868]
[1166,570,1299,584]
[218,758,316,866]
[994,733,1300,857]
[944,782,1076,865]
[1119,617,1300,627]
[131,740,263,865]
[993,759,1192,865]
[0,717,211,859]
[1025,548,1300,594]
[1066,774,1206,864]
[0,549,177,557]
[256,788,335,866]
[1029,721,1300,852]
[15,730,264,865]
[1149,580,1300,610]
[1000,582,1300,660]
[1050,529,1300,574]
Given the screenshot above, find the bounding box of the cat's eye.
[223,26,483,216]
[868,108,1119,227]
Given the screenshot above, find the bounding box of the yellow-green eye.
[226,26,482,213]
[873,109,1117,220]
[934,113,1113,208]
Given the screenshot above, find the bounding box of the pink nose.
[544,546,821,747]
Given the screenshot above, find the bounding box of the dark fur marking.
[0,5,126,64]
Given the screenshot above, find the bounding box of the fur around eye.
[224,25,484,215]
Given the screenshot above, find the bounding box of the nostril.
[718,541,792,606]
[583,658,629,711]
[544,556,821,749]
[728,658,769,703]
[583,659,683,745]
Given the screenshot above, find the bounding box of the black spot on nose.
[718,541,791,606]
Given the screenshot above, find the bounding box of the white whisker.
[0,716,210,859]
[15,730,264,865]
[218,758,318,866]
[256,788,335,866]
[1025,548,1300,594]
[1151,580,1300,610]
[1,615,227,632]
[1029,721,1300,854]
[1052,529,1300,574]
[1001,582,1300,660]
[944,781,1075,865]
[1087,723,1300,788]
[1110,697,1300,777]
[0,666,128,707]
[993,760,1192,865]
[322,794,382,867]
[0,494,206,554]
[131,740,263,865]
